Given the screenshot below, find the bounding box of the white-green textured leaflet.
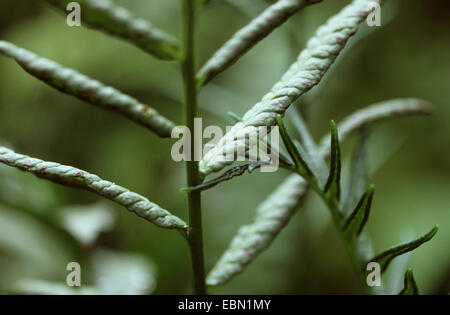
[0,147,187,230]
[0,41,176,137]
[200,0,382,176]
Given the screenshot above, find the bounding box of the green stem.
[181,0,207,295]
[292,169,373,294]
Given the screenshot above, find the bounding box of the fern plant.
[0,0,439,295]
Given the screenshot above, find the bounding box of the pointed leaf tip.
[370,226,438,273]
[276,115,314,179]
[399,269,419,295]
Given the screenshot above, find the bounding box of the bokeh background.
[0,0,448,294]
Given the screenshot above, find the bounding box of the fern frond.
[207,97,433,286]
[0,41,175,137]
[200,0,380,175]
[0,147,187,230]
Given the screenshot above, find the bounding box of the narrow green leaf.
[226,111,293,167]
[399,269,419,295]
[227,112,294,168]
[181,162,267,193]
[342,127,370,216]
[45,0,180,60]
[276,115,314,179]
[292,138,324,182]
[344,185,374,237]
[289,107,328,186]
[0,146,187,230]
[0,41,175,138]
[324,120,341,201]
[370,226,438,273]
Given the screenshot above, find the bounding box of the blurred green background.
[0,0,448,294]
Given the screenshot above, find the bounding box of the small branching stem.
[290,168,375,294]
[181,0,207,295]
